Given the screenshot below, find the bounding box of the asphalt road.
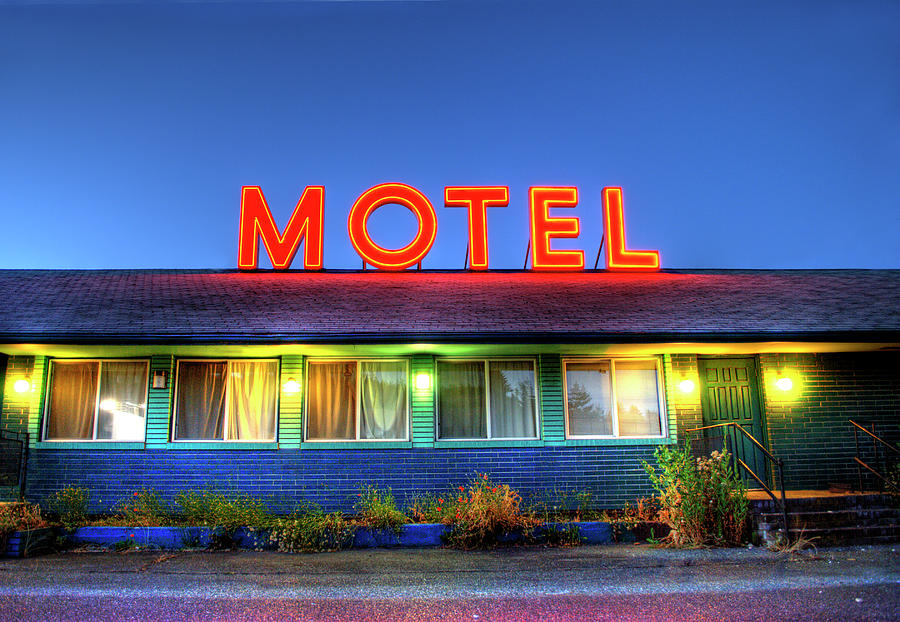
[1,544,898,621]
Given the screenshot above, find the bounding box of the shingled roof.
[0,269,898,344]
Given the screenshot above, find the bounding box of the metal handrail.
[850,420,899,493]
[686,422,790,540]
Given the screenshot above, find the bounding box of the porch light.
[100,399,119,411]
[283,378,301,394]
[775,377,793,391]
[13,378,31,393]
[678,379,695,394]
[415,372,432,391]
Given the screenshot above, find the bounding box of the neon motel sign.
[238,183,660,272]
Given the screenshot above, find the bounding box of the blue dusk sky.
[1,0,898,270]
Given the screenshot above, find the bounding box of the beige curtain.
[47,362,98,439]
[615,361,661,436]
[97,361,148,440]
[489,361,537,439]
[175,362,226,440]
[438,361,486,439]
[307,362,356,440]
[227,361,277,440]
[360,361,407,439]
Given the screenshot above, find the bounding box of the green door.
[698,357,768,487]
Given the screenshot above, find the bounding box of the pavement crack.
[138,552,181,572]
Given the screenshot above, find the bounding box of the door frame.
[697,355,771,486]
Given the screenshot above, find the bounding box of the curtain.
[227,361,277,441]
[360,361,407,440]
[489,361,537,438]
[97,361,148,440]
[47,362,98,439]
[438,361,486,439]
[307,362,356,440]
[615,360,661,436]
[175,362,226,440]
[565,362,613,436]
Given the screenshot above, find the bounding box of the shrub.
[407,493,454,524]
[354,485,407,532]
[443,473,536,549]
[643,443,749,547]
[528,487,597,522]
[174,490,272,531]
[269,502,354,552]
[0,502,47,551]
[45,486,90,530]
[110,489,173,527]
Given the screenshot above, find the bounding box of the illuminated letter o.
[348,183,437,270]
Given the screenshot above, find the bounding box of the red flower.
[459,486,464,491]
[438,498,444,504]
[458,496,464,503]
[129,533,134,538]
[436,507,442,512]
[133,492,139,497]
[492,487,498,493]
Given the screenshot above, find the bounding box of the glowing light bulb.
[678,379,695,394]
[100,399,119,411]
[13,379,30,393]
[283,378,301,394]
[415,373,432,391]
[775,377,793,391]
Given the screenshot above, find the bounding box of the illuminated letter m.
[238,186,324,270]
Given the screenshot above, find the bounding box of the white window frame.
[435,357,540,441]
[172,358,280,442]
[562,356,667,440]
[304,358,411,443]
[42,358,150,442]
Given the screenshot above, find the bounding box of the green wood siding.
[27,356,47,448]
[539,354,565,445]
[146,355,174,448]
[279,355,303,449]
[411,354,435,447]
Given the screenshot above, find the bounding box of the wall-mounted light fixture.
[678,379,696,394]
[152,370,168,389]
[13,378,31,394]
[415,372,432,391]
[283,378,301,394]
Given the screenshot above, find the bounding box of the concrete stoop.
[752,493,900,546]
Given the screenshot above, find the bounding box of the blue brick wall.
[25,446,659,513]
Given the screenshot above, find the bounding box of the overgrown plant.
[45,486,90,530]
[443,473,536,549]
[174,490,272,531]
[110,489,173,527]
[269,502,354,552]
[643,443,749,547]
[354,485,407,532]
[0,502,48,551]
[407,493,453,524]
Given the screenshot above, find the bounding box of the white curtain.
[97,361,148,440]
[438,361,486,439]
[307,362,356,440]
[489,361,537,438]
[565,362,613,436]
[360,361,407,439]
[175,362,226,440]
[227,361,277,440]
[47,362,98,439]
[615,360,661,436]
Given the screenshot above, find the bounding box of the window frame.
[42,358,150,442]
[435,357,540,441]
[303,357,411,443]
[172,358,280,443]
[562,356,667,440]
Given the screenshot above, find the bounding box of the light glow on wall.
[13,379,31,393]
[774,377,793,391]
[414,372,432,391]
[678,379,696,394]
[283,378,301,394]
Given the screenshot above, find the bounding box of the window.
[305,359,408,441]
[437,359,538,440]
[44,360,149,441]
[563,358,665,438]
[174,360,278,441]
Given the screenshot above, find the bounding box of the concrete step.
[757,508,900,530]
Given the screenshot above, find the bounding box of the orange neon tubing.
[348,183,438,270]
[444,186,509,270]
[529,186,584,271]
[238,185,324,270]
[602,187,660,271]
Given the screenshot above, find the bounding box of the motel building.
[1,184,898,521]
